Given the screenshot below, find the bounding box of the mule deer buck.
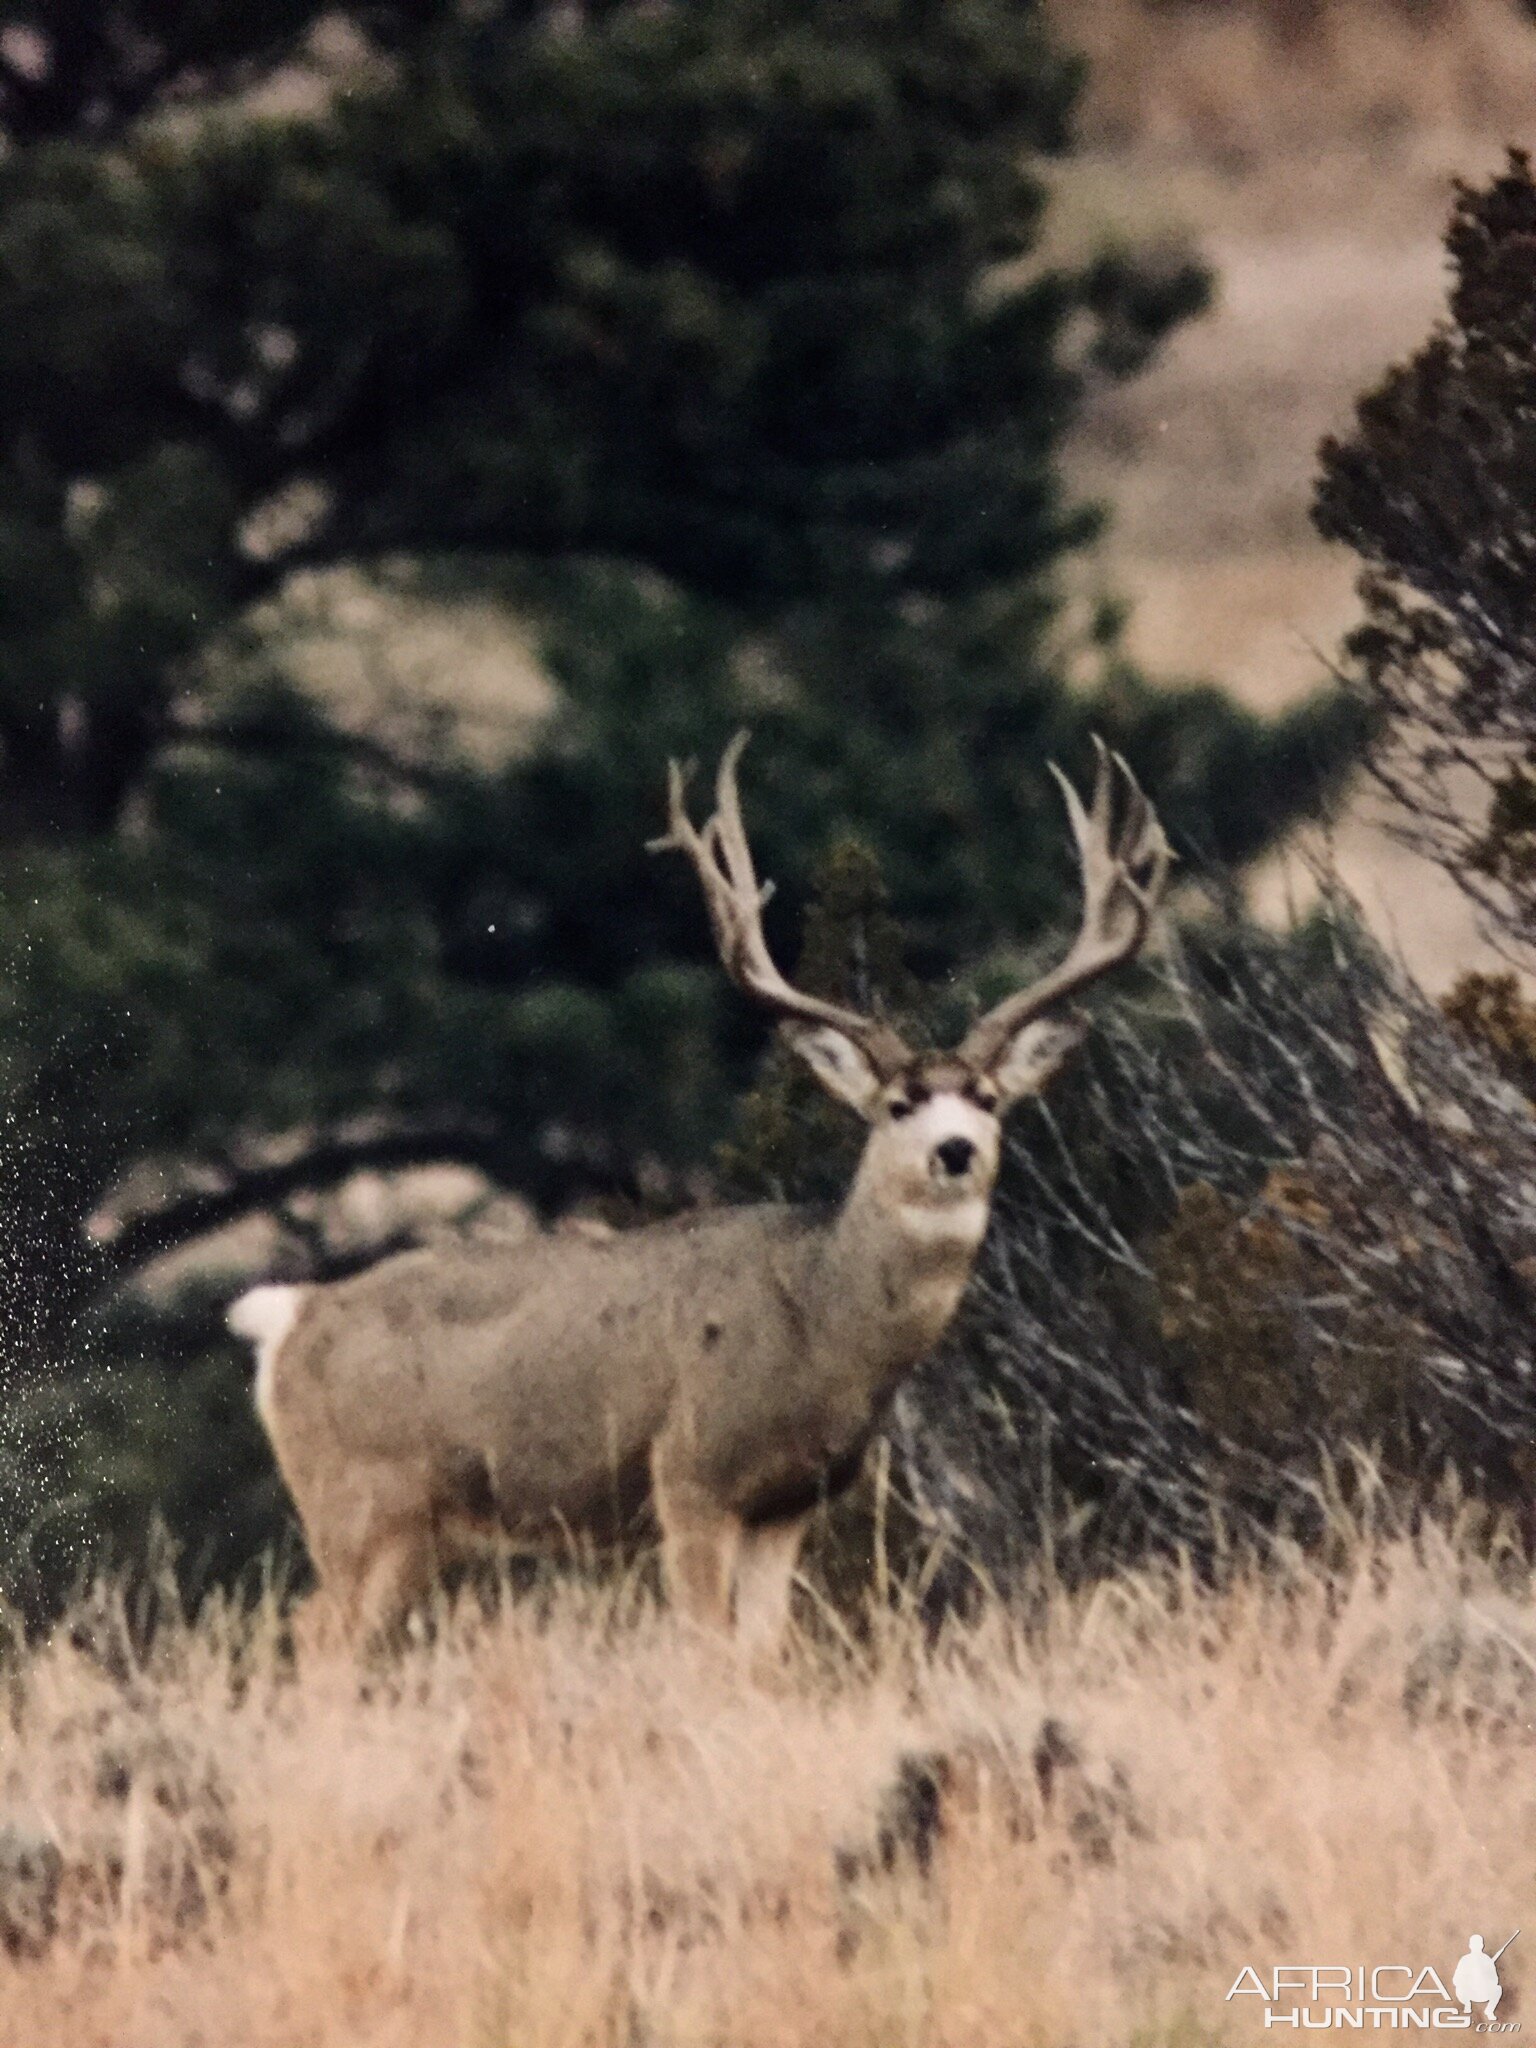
[230,735,1169,1648]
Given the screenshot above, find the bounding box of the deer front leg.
[347,1523,439,1649]
[651,1437,742,1632]
[733,1513,811,1660]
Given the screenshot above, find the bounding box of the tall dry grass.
[3,1511,1533,2047]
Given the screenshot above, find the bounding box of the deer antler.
[958,736,1171,1070]
[649,732,911,1073]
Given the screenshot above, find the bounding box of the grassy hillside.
[1054,0,1536,984]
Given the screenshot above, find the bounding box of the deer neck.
[809,1154,990,1400]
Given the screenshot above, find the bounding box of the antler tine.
[1088,729,1114,828]
[650,732,902,1056]
[1111,748,1156,871]
[959,736,1170,1069]
[1048,758,1090,863]
[1111,748,1172,908]
[709,730,760,887]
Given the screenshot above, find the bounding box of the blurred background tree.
[0,0,1362,1604]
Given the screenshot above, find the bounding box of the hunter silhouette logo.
[1455,1934,1517,2023]
[1227,1931,1521,2030]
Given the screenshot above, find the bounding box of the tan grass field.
[4,1519,1532,2047]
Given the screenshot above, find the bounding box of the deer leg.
[348,1524,438,1648]
[733,1513,811,1660]
[659,1492,741,1632]
[651,1448,742,1632]
[292,1457,438,1653]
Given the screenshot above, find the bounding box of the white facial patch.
[906,1091,995,1148]
[890,1090,1000,1197]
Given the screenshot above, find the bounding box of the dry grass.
[1054,0,1536,642]
[4,1522,1534,2047]
[1064,0,1536,169]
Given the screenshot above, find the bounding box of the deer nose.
[933,1136,977,1179]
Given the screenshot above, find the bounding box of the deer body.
[233,739,1167,1648]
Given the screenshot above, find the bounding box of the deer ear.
[783,1023,884,1119]
[988,1014,1087,1107]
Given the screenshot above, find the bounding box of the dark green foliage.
[1315,148,1536,962]
[321,0,1090,603]
[0,5,447,145]
[0,0,1356,1291]
[0,1287,284,1623]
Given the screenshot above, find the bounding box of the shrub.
[1316,149,1536,965]
[896,914,1536,1584]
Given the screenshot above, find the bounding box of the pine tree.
[0,0,1363,1595]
